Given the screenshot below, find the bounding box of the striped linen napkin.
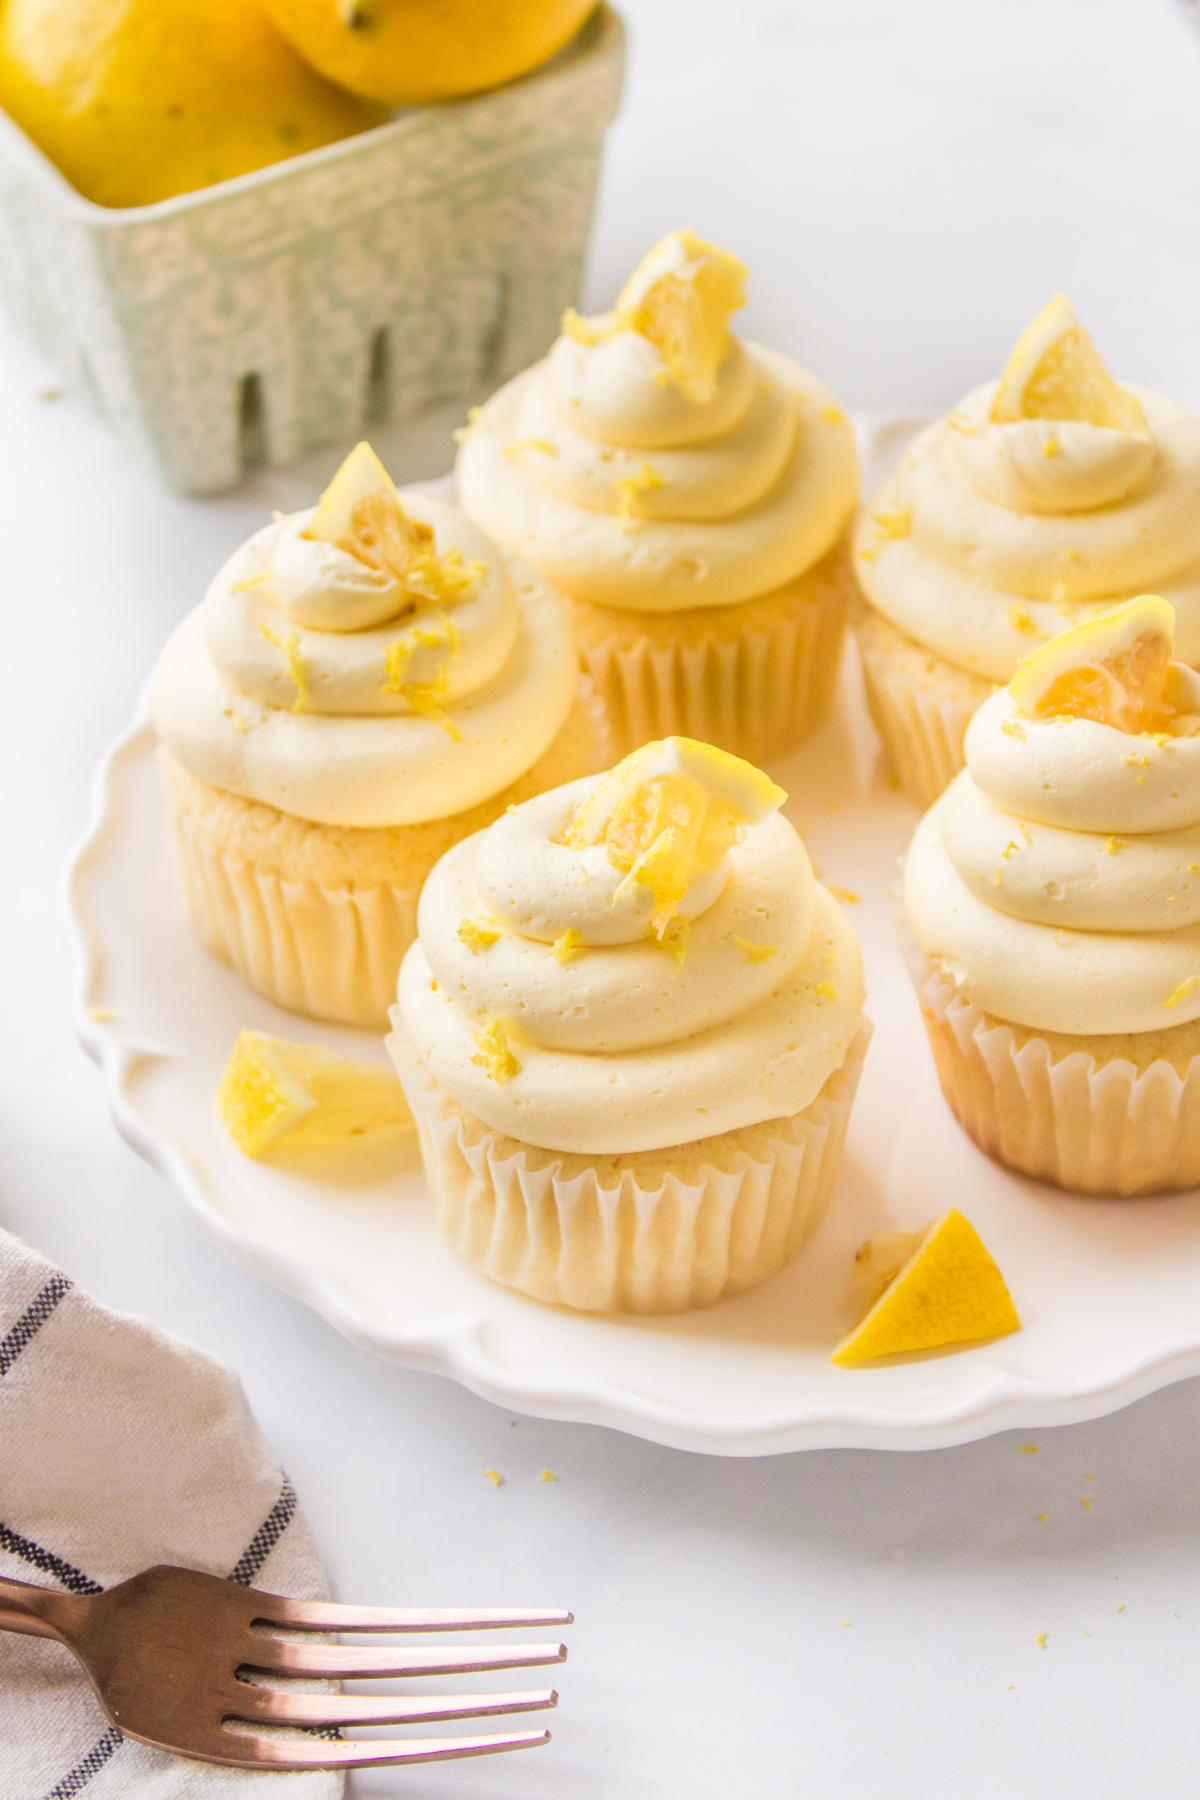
[0,1227,342,1797]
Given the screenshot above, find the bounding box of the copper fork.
[0,1565,569,1771]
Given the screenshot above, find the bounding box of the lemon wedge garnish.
[218,1029,411,1158]
[991,295,1146,433]
[832,1209,1021,1366]
[1008,594,1198,735]
[309,442,480,608]
[615,229,749,404]
[567,738,785,930]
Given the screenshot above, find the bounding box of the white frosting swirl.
[457,330,858,613]
[151,493,578,829]
[858,382,1200,681]
[397,776,865,1153]
[906,680,1200,1034]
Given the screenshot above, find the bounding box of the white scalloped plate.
[62,444,1200,1455]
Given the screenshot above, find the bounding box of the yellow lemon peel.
[552,928,582,963]
[309,442,483,610]
[1164,976,1200,1009]
[1008,595,1200,737]
[615,460,662,530]
[613,229,748,404]
[992,296,1146,432]
[832,1208,1021,1366]
[257,621,307,712]
[859,506,912,564]
[567,738,786,935]
[472,1017,519,1085]
[218,1029,411,1158]
[457,918,501,953]
[730,934,779,964]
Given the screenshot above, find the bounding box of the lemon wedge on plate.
[218,1029,411,1158]
[614,230,749,404]
[1008,594,1197,735]
[991,295,1146,433]
[566,737,785,929]
[832,1209,1020,1367]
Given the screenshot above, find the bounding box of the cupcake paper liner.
[167,803,419,1027]
[897,912,1200,1196]
[574,554,849,763]
[852,601,994,810]
[387,1023,871,1315]
[162,680,611,1028]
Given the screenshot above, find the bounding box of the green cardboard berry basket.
[0,5,623,493]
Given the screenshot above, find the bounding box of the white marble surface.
[6,1,1200,1792]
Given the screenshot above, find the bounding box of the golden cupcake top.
[857,298,1200,680]
[150,441,579,828]
[457,230,858,613]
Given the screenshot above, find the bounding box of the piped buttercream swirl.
[457,328,858,613]
[396,776,865,1153]
[859,381,1200,681]
[906,671,1200,1035]
[151,492,577,828]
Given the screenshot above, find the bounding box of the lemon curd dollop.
[395,738,866,1154]
[856,299,1200,682]
[905,598,1200,1036]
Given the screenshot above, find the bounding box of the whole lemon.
[0,0,390,209]
[260,0,598,106]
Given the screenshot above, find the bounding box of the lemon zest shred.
[730,933,779,964]
[471,1017,519,1085]
[821,405,845,424]
[814,980,839,1000]
[552,928,582,963]
[538,1469,557,1482]
[615,460,662,530]
[457,918,501,953]
[452,406,484,444]
[827,884,861,904]
[258,621,307,712]
[504,438,557,458]
[1001,718,1027,740]
[1008,605,1040,638]
[655,914,690,970]
[1164,976,1200,1009]
[482,1468,504,1487]
[230,569,272,592]
[1106,837,1123,855]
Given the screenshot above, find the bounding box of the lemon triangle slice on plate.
[218,1029,412,1158]
[991,294,1146,433]
[832,1209,1021,1367]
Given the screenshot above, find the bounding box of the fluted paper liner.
[167,802,419,1027]
[160,681,611,1028]
[387,1023,871,1314]
[898,911,1200,1196]
[853,601,994,811]
[575,553,850,762]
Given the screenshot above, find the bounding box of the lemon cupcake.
[152,442,606,1026]
[388,738,870,1314]
[902,596,1200,1195]
[456,230,859,762]
[854,297,1200,808]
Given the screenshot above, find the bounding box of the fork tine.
[242,1639,567,1681]
[229,1686,557,1728]
[224,1728,550,1771]
[251,1596,572,1633]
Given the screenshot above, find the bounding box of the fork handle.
[0,1575,69,1641]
